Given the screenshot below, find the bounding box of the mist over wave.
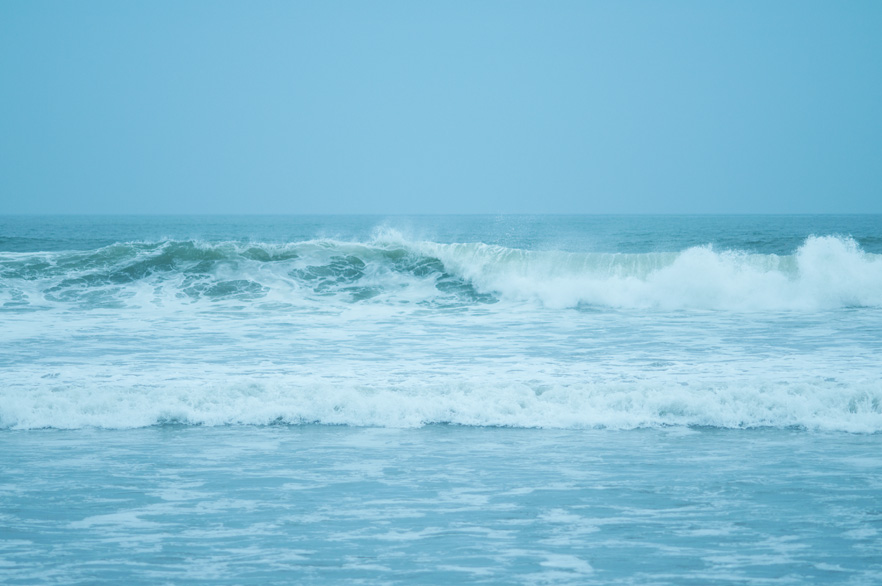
[2,231,880,311]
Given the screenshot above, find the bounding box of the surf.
[1,232,881,311]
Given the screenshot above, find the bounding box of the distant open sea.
[2,214,881,584]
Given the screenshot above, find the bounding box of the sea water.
[1,215,881,584]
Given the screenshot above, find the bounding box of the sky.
[1,1,880,214]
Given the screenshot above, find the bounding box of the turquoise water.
[2,215,881,583]
[3,426,881,584]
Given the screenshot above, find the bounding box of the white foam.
[2,372,880,432]
[423,235,882,311]
[3,233,880,433]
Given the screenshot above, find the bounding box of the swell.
[1,233,881,311]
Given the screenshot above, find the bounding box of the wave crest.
[422,234,882,310]
[1,234,880,311]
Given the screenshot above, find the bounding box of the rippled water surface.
[3,426,882,585]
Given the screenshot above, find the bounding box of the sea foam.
[3,232,880,433]
[420,235,882,310]
[2,374,880,432]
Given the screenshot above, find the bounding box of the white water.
[421,234,882,310]
[2,225,881,432]
[3,368,881,432]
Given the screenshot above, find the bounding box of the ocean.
[1,214,881,584]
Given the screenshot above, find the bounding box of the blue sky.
[1,1,880,214]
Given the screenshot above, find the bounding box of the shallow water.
[2,426,881,585]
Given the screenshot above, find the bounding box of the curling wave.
[1,232,880,311]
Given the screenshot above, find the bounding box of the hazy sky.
[1,1,880,214]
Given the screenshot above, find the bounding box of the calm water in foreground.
[1,215,881,583]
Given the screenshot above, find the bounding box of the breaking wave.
[1,231,880,311]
